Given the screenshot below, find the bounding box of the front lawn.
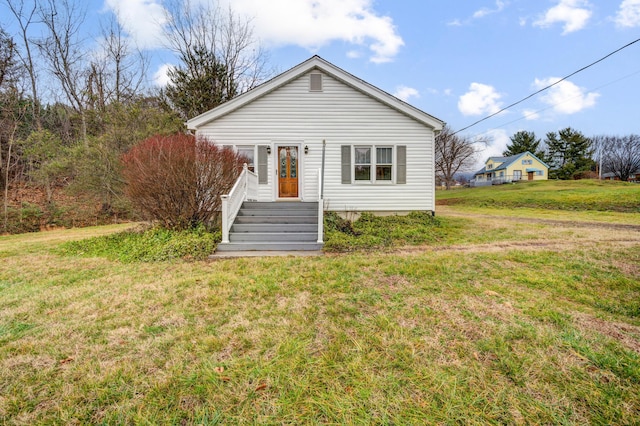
[1,207,639,424]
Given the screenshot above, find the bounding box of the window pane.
[355,165,371,181]
[376,166,392,180]
[377,147,392,164]
[237,146,255,172]
[355,147,371,164]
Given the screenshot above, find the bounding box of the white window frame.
[236,145,256,172]
[353,145,394,184]
[375,146,393,182]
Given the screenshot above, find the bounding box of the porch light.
[304,145,309,154]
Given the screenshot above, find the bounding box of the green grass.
[58,225,220,262]
[324,211,444,252]
[1,205,639,424]
[437,180,640,212]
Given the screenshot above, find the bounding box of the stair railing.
[221,164,258,244]
[317,168,324,244]
[317,140,326,244]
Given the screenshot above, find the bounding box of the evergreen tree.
[503,130,545,159]
[164,46,233,120]
[545,127,593,179]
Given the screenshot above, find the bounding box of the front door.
[278,146,299,198]
[528,171,534,181]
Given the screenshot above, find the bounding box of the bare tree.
[435,126,486,189]
[162,0,272,118]
[87,17,148,111]
[2,0,42,129]
[36,0,89,145]
[0,27,18,88]
[593,134,640,181]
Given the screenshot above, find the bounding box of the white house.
[186,56,444,251]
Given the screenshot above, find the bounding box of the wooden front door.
[527,171,534,181]
[278,146,299,198]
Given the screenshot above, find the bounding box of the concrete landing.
[209,250,324,259]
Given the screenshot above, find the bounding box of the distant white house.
[186,55,444,214]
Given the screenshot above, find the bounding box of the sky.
[3,0,640,165]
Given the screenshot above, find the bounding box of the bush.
[59,225,220,262]
[323,211,442,252]
[121,133,247,230]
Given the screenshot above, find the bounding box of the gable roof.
[475,151,550,175]
[186,55,445,131]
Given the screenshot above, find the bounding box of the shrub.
[324,211,442,252]
[121,133,247,230]
[59,225,220,262]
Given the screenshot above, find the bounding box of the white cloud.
[473,0,506,19]
[615,0,640,27]
[533,0,592,34]
[105,0,168,49]
[223,0,404,63]
[153,63,172,87]
[448,1,507,26]
[522,109,540,120]
[534,77,599,114]
[474,129,510,169]
[393,86,419,102]
[458,83,503,116]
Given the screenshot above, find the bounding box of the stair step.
[220,201,323,252]
[216,242,324,252]
[242,201,318,210]
[238,209,318,217]
[232,223,317,233]
[229,232,318,242]
[234,216,317,224]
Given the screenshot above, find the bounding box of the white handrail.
[221,164,258,244]
[317,168,324,243]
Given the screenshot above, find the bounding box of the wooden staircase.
[216,202,323,252]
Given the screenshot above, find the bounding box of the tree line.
[0,0,269,232]
[436,126,640,189]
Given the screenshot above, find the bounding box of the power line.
[471,68,640,138]
[452,37,640,135]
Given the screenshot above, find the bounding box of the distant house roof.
[474,151,549,176]
[602,169,640,178]
[186,55,445,131]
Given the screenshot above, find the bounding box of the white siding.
[196,71,435,212]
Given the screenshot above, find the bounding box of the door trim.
[273,142,303,201]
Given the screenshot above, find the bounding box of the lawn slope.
[437,180,640,212]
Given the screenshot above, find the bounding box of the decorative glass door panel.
[278,146,299,198]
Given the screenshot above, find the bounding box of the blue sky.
[3,0,640,161]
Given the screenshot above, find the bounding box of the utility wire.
[452,37,640,135]
[472,68,640,138]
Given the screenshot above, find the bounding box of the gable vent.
[309,73,323,92]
